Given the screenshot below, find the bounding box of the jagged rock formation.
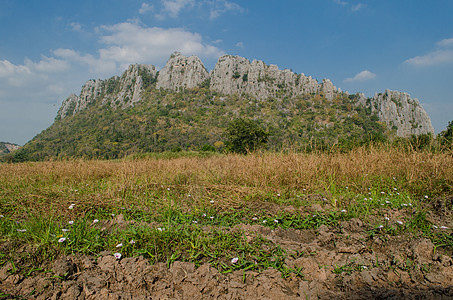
[56,52,433,137]
[0,142,20,156]
[209,55,336,101]
[356,90,434,136]
[57,64,157,119]
[156,52,209,91]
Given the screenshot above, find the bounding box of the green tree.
[439,120,453,148]
[225,118,269,154]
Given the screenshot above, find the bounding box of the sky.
[1,0,452,145]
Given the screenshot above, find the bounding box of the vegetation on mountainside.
[6,85,391,161]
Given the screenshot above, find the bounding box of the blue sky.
[1,0,452,145]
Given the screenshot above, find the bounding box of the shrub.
[225,118,269,154]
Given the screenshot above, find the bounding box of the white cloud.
[97,22,223,69]
[70,22,83,32]
[235,42,244,48]
[139,3,154,14]
[405,38,453,67]
[404,50,453,67]
[159,0,194,18]
[351,3,365,11]
[436,38,453,47]
[344,70,376,82]
[208,0,243,20]
[333,0,348,5]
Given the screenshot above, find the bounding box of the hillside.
[11,52,434,161]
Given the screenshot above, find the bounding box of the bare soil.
[1,218,453,300]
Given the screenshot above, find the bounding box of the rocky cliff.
[0,142,20,156]
[356,90,434,137]
[56,52,433,137]
[57,64,157,119]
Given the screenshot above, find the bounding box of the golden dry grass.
[0,146,452,219]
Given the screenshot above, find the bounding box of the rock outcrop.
[356,90,434,136]
[156,52,209,91]
[209,55,336,100]
[57,64,157,119]
[0,142,20,156]
[56,52,434,137]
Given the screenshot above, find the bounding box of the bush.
[225,118,269,154]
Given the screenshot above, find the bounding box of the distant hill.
[0,142,21,156]
[11,52,434,161]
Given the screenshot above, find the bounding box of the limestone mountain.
[12,52,435,161]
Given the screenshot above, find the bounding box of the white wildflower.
[130,240,135,244]
[93,219,99,224]
[440,226,448,229]
[116,243,123,248]
[62,229,69,232]
[68,221,74,225]
[114,253,122,260]
[231,257,239,264]
[17,229,26,232]
[58,237,66,243]
[396,221,403,225]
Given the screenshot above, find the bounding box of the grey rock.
[156,52,209,91]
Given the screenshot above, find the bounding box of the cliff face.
[209,55,336,100]
[57,64,157,119]
[56,52,434,137]
[156,52,209,90]
[371,90,434,136]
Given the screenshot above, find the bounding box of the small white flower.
[424,195,429,199]
[440,226,449,229]
[210,200,214,204]
[433,225,438,229]
[62,229,69,232]
[263,220,267,224]
[274,219,279,223]
[93,219,99,224]
[385,201,391,204]
[393,188,397,191]
[341,209,347,213]
[401,204,408,207]
[157,227,163,231]
[345,187,348,189]
[114,253,122,260]
[362,266,368,269]
[17,229,26,232]
[231,257,239,264]
[111,214,115,217]
[277,193,280,197]
[188,194,191,197]
[130,240,135,244]
[385,217,390,221]
[381,192,385,194]
[68,204,75,209]
[58,237,66,243]
[364,198,367,201]
[396,221,403,225]
[193,220,198,224]
[167,188,170,191]
[378,225,384,229]
[202,213,207,217]
[68,221,74,225]
[210,216,214,220]
[116,243,123,248]
[252,217,258,221]
[0,215,4,218]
